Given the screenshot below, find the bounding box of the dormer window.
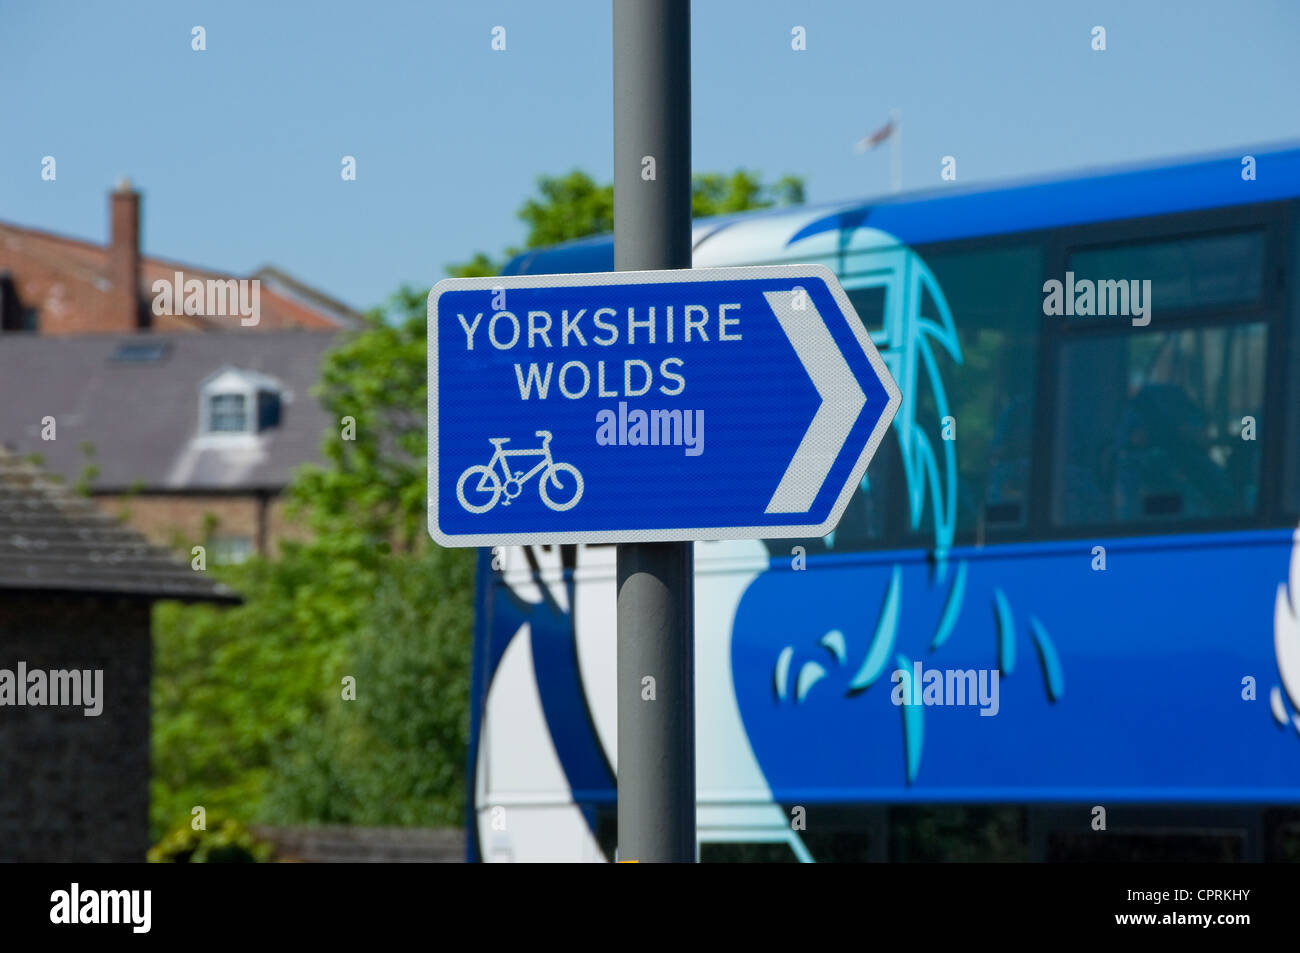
[209,393,248,432]
[199,366,287,437]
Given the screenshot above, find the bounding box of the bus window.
[1068,229,1266,314]
[1053,323,1266,527]
[845,284,886,337]
[911,244,1043,541]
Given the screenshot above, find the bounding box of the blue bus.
[466,143,1300,862]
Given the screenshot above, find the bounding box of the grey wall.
[0,594,151,862]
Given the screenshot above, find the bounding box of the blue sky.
[2,0,1298,313]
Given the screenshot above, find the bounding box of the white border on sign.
[427,263,902,548]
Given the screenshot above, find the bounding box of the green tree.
[690,170,805,217]
[444,251,500,280]
[151,538,379,836]
[518,169,615,249]
[260,546,474,826]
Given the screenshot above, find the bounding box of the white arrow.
[763,289,867,514]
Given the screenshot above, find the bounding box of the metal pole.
[613,0,695,863]
[890,108,902,193]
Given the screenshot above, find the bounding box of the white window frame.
[198,366,288,439]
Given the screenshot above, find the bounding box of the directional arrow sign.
[428,264,900,547]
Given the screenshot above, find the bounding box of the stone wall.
[0,594,151,862]
[250,825,465,863]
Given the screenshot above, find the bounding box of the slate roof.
[0,449,239,601]
[0,331,341,491]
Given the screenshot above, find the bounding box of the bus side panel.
[729,531,1300,803]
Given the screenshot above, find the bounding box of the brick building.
[0,450,237,862]
[0,183,362,558]
[0,180,359,335]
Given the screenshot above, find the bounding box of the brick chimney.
[108,178,142,331]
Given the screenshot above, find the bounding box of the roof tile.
[0,450,239,602]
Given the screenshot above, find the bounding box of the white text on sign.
[458,303,744,400]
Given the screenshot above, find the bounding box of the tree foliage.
[691,170,805,217]
[518,170,615,249]
[259,549,474,826]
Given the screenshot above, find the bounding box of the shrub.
[148,815,272,863]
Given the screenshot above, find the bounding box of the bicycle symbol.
[456,430,584,514]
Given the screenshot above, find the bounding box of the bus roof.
[503,142,1300,275]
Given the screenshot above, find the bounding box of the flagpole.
[890,108,902,193]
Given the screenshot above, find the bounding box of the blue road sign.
[428,265,901,547]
